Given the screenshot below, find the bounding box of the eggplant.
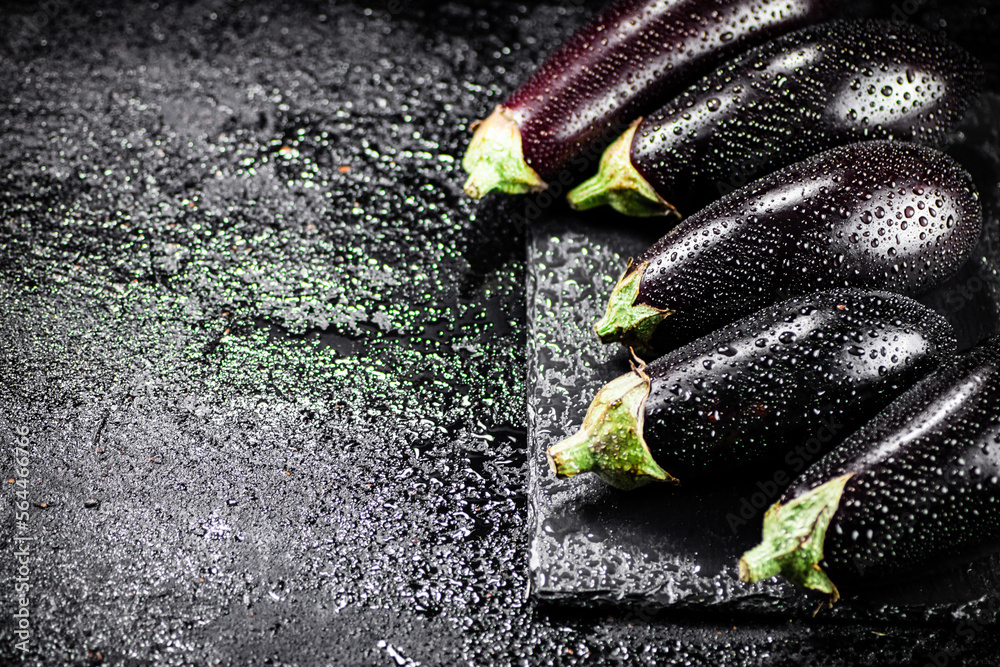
[548,289,955,490]
[568,20,982,217]
[595,141,981,356]
[462,0,833,199]
[739,336,1000,601]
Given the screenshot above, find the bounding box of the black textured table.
[2,1,1000,665]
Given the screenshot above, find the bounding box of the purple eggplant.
[461,0,834,198]
[595,141,982,356]
[568,20,982,217]
[548,289,954,490]
[740,336,1000,601]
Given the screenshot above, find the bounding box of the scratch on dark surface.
[91,410,110,450]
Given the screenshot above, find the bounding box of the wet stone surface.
[0,0,999,665]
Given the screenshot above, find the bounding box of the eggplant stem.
[546,367,675,490]
[738,473,855,603]
[462,105,547,198]
[567,118,678,218]
[594,261,671,352]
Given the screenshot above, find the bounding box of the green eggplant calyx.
[567,119,678,218]
[593,262,671,351]
[462,105,547,199]
[546,365,675,490]
[738,473,855,603]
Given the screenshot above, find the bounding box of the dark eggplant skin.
[547,289,955,490]
[462,0,834,198]
[594,141,982,356]
[570,19,982,217]
[740,336,1000,600]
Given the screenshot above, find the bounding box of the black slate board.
[526,79,1000,621]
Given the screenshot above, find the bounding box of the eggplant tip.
[461,105,547,198]
[737,555,752,583]
[593,311,622,345]
[546,433,592,479]
[545,447,561,476]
